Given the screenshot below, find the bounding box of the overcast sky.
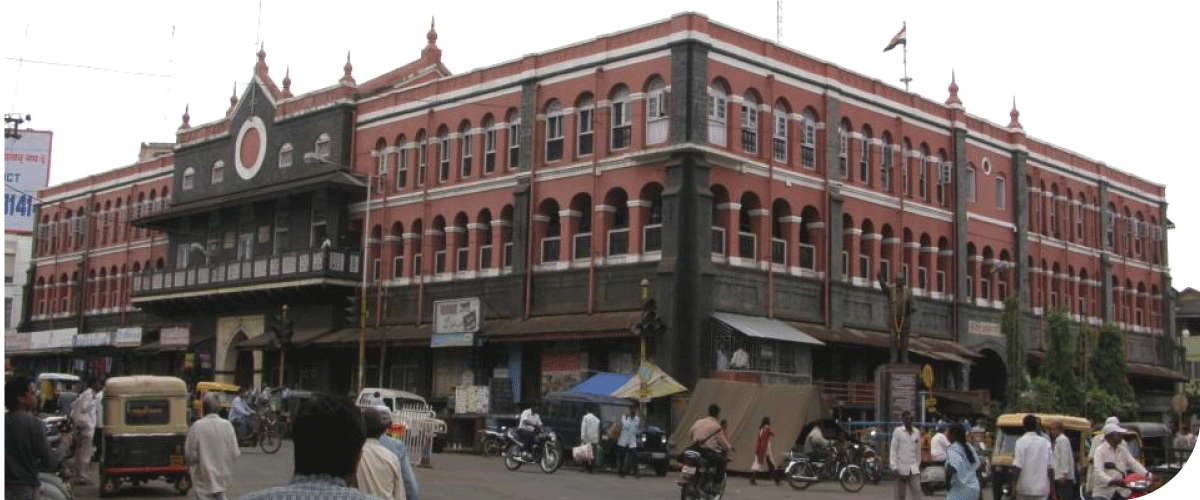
[5,0,1199,290]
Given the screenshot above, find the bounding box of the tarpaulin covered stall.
[669,378,824,472]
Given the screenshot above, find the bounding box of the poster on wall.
[160,325,191,346]
[433,298,481,335]
[454,386,490,414]
[4,129,52,234]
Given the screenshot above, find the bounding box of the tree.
[1088,323,1137,420]
[1003,295,1027,410]
[1043,309,1084,413]
[1019,377,1061,413]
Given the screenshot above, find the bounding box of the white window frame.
[376,147,389,175]
[772,111,788,163]
[279,143,293,168]
[610,98,632,150]
[576,107,594,156]
[395,144,408,189]
[740,100,758,154]
[211,161,225,184]
[837,125,849,178]
[484,128,497,173]
[315,134,332,159]
[438,135,451,182]
[881,143,893,192]
[545,111,564,162]
[995,176,1007,209]
[965,167,976,203]
[800,117,816,169]
[182,167,195,190]
[918,157,928,200]
[460,133,473,177]
[507,120,520,170]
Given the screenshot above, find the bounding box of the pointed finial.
[340,51,356,85]
[427,17,438,44]
[945,70,962,107]
[1008,96,1022,129]
[255,42,268,75]
[180,104,190,129]
[229,82,239,108]
[281,67,293,98]
[422,17,443,62]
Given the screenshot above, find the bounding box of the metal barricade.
[397,403,438,468]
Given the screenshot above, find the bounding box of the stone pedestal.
[875,363,921,426]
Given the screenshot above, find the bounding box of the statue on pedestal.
[878,270,915,364]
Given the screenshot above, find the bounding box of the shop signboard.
[113,327,143,347]
[29,328,76,351]
[74,332,112,348]
[160,325,191,346]
[5,332,31,352]
[430,332,475,348]
[433,297,481,335]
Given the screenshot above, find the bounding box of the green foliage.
[1017,377,1062,413]
[1085,388,1137,422]
[1044,309,1085,412]
[1090,323,1135,404]
[1003,295,1027,411]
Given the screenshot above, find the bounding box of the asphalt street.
[72,442,907,500]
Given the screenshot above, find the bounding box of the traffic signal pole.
[356,173,373,393]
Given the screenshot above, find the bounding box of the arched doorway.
[969,348,1006,407]
[225,330,254,388]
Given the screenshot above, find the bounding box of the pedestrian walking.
[238,393,378,500]
[1012,414,1051,500]
[357,407,404,500]
[944,424,980,500]
[375,408,420,500]
[890,410,924,500]
[617,406,640,478]
[7,375,63,500]
[580,408,601,473]
[70,377,102,485]
[1048,420,1075,500]
[750,417,780,486]
[229,388,256,445]
[186,393,240,500]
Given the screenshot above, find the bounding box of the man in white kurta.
[890,411,923,500]
[357,407,404,500]
[1012,414,1051,500]
[185,394,240,500]
[1090,423,1147,500]
[70,378,101,484]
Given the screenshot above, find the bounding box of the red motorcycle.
[1077,472,1151,500]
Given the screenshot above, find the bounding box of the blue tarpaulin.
[569,372,632,396]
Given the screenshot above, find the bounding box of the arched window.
[859,125,873,185]
[1076,194,1087,242]
[314,133,332,159]
[477,209,494,268]
[880,132,894,192]
[837,121,851,179]
[801,109,818,169]
[645,77,668,145]
[394,134,409,189]
[500,205,515,269]
[432,216,447,273]
[544,100,564,162]
[995,175,1007,209]
[610,85,632,150]
[506,109,521,170]
[640,184,664,253]
[918,144,930,200]
[436,126,451,183]
[279,143,294,168]
[738,193,762,260]
[569,195,592,260]
[453,212,470,272]
[605,189,630,256]
[740,90,760,154]
[182,167,195,190]
[459,121,474,178]
[374,138,389,175]
[772,100,789,163]
[482,115,498,173]
[538,200,562,264]
[707,81,729,146]
[575,95,594,157]
[1134,212,1145,257]
[416,129,428,185]
[1049,184,1060,237]
[965,163,976,203]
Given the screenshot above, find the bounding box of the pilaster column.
[862,232,881,284]
[627,201,647,256]
[559,210,581,262]
[531,214,550,264]
[445,226,465,273]
[491,219,511,269]
[595,204,615,258]
[718,203,740,260]
[845,227,862,281]
[402,233,420,278]
[807,222,826,272]
[465,223,484,271]
[750,208,770,264]
[779,216,803,268]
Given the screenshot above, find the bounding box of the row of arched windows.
[31,259,165,318]
[37,188,170,257]
[1026,258,1160,329]
[1026,177,1162,265]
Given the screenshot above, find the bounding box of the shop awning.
[714,312,824,345]
[310,312,642,346]
[1127,362,1188,381]
[570,372,633,397]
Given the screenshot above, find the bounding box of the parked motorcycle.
[845,440,883,484]
[502,427,562,473]
[481,426,506,456]
[783,445,867,493]
[678,446,727,500]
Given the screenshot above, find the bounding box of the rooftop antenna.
[776,0,783,44]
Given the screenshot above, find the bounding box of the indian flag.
[883,24,907,52]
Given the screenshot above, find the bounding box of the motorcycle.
[40,417,76,500]
[678,446,727,500]
[481,426,506,457]
[783,445,867,493]
[1078,471,1152,500]
[502,426,562,473]
[846,439,883,484]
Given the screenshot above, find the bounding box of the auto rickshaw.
[99,375,191,497]
[192,381,240,420]
[1121,422,1178,492]
[1082,424,1147,496]
[990,413,1091,500]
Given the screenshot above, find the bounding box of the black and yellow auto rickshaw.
[99,376,191,497]
[990,413,1091,500]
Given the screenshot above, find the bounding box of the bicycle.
[239,410,283,454]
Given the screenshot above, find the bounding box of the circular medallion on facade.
[234,116,267,180]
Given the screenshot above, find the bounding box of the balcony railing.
[573,233,591,260]
[646,118,668,145]
[643,224,663,253]
[607,228,629,256]
[817,380,877,407]
[132,247,361,297]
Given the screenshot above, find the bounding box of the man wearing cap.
[1090,423,1147,500]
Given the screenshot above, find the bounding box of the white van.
[356,388,447,449]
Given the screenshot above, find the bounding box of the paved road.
[73,443,911,500]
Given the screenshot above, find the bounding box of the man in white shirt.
[1012,414,1051,500]
[517,405,543,459]
[357,407,404,500]
[1090,423,1146,500]
[929,426,950,463]
[1048,420,1075,500]
[580,409,601,473]
[229,389,256,444]
[616,407,641,478]
[70,378,102,485]
[889,411,923,500]
[804,424,828,457]
[730,348,750,369]
[185,394,240,500]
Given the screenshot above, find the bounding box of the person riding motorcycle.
[688,404,734,484]
[517,405,544,459]
[804,423,830,463]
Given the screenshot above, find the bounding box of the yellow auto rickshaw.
[990,413,1091,500]
[99,376,191,498]
[193,381,240,420]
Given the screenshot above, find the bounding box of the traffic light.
[344,294,361,325]
[280,316,295,346]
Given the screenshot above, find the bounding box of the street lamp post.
[305,152,372,393]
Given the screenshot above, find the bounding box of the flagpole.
[900,21,912,92]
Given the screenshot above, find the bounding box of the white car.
[356,388,447,450]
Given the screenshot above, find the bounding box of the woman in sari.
[750,416,780,485]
